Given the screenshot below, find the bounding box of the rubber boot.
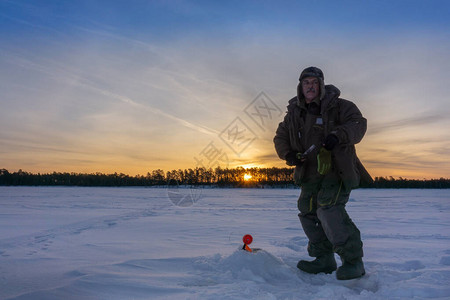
[336,257,365,280]
[297,253,337,274]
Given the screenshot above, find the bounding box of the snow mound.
[216,249,295,283]
[189,249,382,299]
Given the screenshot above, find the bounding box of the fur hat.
[299,66,324,82]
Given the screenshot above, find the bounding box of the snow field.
[0,187,449,299]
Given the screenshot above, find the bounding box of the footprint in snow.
[439,256,450,266]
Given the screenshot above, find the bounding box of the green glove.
[317,148,332,175]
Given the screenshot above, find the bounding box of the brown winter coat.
[274,84,372,189]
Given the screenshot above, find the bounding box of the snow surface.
[0,187,449,300]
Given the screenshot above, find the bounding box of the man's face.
[301,76,320,103]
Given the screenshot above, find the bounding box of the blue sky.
[1,0,449,178]
[2,1,448,39]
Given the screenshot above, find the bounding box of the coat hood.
[290,84,341,112]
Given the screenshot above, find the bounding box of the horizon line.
[1,167,448,181]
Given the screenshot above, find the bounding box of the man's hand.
[285,151,303,167]
[323,134,339,151]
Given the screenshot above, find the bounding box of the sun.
[244,174,252,181]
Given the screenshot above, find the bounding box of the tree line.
[0,168,448,188]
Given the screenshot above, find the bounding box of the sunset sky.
[1,0,449,179]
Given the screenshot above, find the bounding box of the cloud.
[368,113,448,135]
[76,80,220,137]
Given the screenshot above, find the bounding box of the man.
[274,66,372,280]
